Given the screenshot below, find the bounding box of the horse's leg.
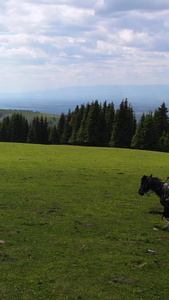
[162,217,169,230]
[162,207,169,230]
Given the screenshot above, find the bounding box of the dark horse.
[138,174,169,230]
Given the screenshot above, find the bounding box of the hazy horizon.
[0,84,169,118]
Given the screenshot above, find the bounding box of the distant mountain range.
[0,85,169,117]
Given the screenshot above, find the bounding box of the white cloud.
[0,0,169,93]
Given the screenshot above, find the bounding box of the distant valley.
[0,109,59,126]
[0,84,169,120]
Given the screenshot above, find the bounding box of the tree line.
[0,99,169,152]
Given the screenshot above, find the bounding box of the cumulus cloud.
[0,0,169,93]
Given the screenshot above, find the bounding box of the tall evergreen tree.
[57,113,66,143]
[154,102,169,137]
[85,100,102,146]
[110,99,136,148]
[103,101,115,147]
[27,116,49,144]
[159,131,169,152]
[23,118,29,142]
[142,112,158,150]
[49,125,59,144]
[76,103,91,145]
[60,110,72,144]
[27,124,35,143]
[31,116,40,143]
[10,113,28,143]
[154,102,169,150]
[131,113,145,149]
[132,112,158,150]
[69,105,85,144]
[40,116,49,144]
[0,116,10,142]
[99,101,107,146]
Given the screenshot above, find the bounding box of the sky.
[0,0,169,94]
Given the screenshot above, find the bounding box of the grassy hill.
[0,143,169,299]
[0,109,60,126]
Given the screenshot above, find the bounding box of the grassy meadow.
[0,109,59,126]
[0,143,169,299]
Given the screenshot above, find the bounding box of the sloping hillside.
[0,109,60,126]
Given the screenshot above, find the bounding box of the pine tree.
[27,124,35,143]
[131,113,145,149]
[27,116,49,144]
[40,116,49,144]
[10,113,29,143]
[133,112,158,151]
[110,99,136,148]
[85,100,102,146]
[154,102,169,137]
[69,105,85,144]
[159,131,169,152]
[57,113,66,143]
[60,110,72,144]
[0,116,10,142]
[142,112,158,150]
[76,103,91,145]
[49,125,59,144]
[23,118,29,142]
[103,101,115,147]
[154,102,169,150]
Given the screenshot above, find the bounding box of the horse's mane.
[150,176,164,196]
[151,177,163,185]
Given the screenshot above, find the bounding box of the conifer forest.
[0,99,169,152]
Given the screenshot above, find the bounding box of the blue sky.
[0,0,169,93]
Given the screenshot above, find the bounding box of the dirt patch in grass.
[83,222,94,227]
[0,231,19,234]
[149,210,163,215]
[110,278,135,284]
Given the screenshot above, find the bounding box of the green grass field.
[0,143,169,299]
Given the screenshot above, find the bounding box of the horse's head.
[138,174,152,196]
